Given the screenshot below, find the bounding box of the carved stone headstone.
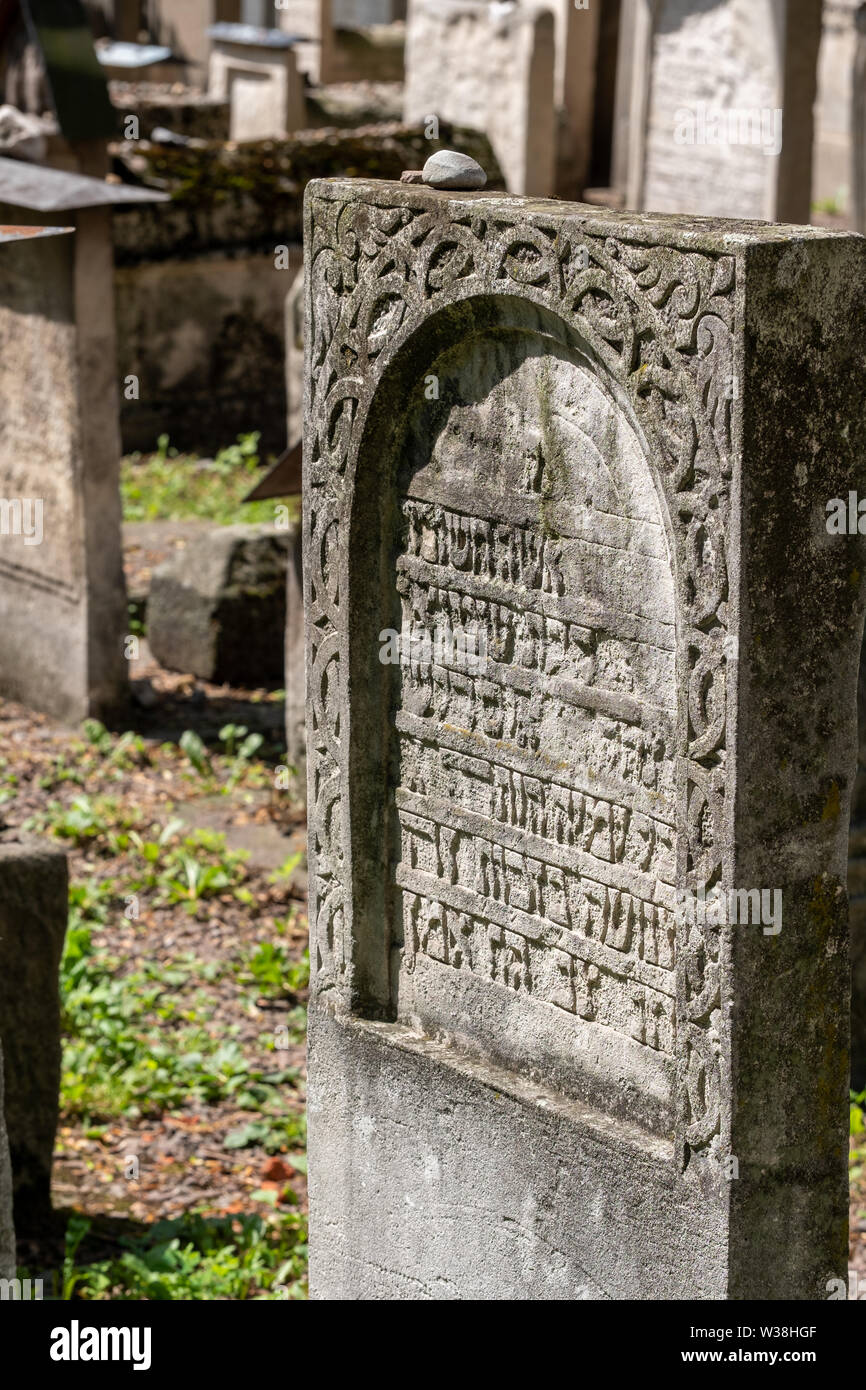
[613,0,822,223]
[304,177,866,1299]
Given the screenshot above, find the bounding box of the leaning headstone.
[304,176,866,1299]
[0,835,68,1233]
[207,23,306,140]
[148,523,293,686]
[613,0,822,223]
[403,0,556,196]
[0,167,166,724]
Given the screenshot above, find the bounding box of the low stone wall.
[111,123,501,455]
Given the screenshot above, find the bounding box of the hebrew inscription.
[390,343,678,1124]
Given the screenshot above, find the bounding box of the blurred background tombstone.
[0,164,165,723]
[207,21,306,138]
[612,0,822,223]
[403,0,556,195]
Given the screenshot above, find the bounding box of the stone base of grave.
[148,523,294,687]
[307,1009,730,1301]
[0,837,68,1232]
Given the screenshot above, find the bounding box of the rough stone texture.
[0,218,128,724]
[403,0,556,196]
[148,523,293,685]
[615,0,822,223]
[208,35,307,139]
[0,837,69,1232]
[115,249,300,457]
[0,1046,15,1280]
[304,176,866,1299]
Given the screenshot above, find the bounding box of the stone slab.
[304,176,866,1299]
[0,212,129,723]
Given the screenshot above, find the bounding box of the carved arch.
[304,184,736,1172]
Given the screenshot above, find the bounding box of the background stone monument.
[613,0,823,223]
[304,176,866,1299]
[0,162,165,723]
[403,0,557,196]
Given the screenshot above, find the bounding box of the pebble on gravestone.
[421,150,487,190]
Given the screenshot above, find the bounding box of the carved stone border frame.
[303,179,741,1175]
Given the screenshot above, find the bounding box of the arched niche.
[344,297,680,1136]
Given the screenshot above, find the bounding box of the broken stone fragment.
[148,523,294,686]
[421,150,487,190]
[400,170,424,184]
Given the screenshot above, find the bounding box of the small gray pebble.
[422,150,487,191]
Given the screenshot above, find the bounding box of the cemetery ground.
[2,437,309,1300]
[0,433,864,1300]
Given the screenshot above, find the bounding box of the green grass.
[121,432,280,526]
[59,1210,307,1300]
[59,879,303,1123]
[852,1089,866,1184]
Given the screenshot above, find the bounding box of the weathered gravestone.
[404,0,597,199]
[207,22,306,140]
[0,162,165,723]
[403,0,557,197]
[304,176,866,1299]
[613,0,822,224]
